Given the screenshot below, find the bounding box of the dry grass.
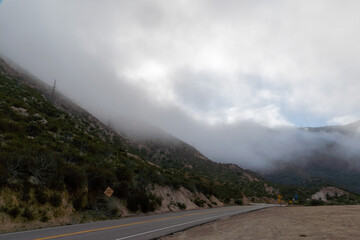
[162,205,360,240]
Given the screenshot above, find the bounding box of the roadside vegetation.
[277,184,360,205]
[0,61,270,231]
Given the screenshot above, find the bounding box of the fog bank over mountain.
[2,0,360,170]
[178,121,360,170]
[114,115,360,170]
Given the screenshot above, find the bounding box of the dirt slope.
[162,205,360,240]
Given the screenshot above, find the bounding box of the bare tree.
[27,153,56,184]
[1,156,23,183]
[51,79,56,98]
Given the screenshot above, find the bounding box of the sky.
[1,0,360,169]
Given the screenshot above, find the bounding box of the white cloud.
[2,0,360,169]
[2,0,360,128]
[328,116,359,126]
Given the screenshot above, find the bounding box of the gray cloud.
[1,0,360,170]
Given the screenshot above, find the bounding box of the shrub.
[27,122,41,137]
[234,199,243,205]
[22,207,36,220]
[127,191,160,213]
[7,206,21,218]
[113,181,130,199]
[176,202,187,210]
[39,209,50,222]
[115,166,133,182]
[35,188,48,205]
[48,124,58,133]
[309,199,325,206]
[62,164,87,192]
[126,191,143,212]
[86,166,116,192]
[21,184,31,202]
[49,193,62,207]
[193,198,206,207]
[169,177,181,190]
[0,163,9,186]
[73,194,88,211]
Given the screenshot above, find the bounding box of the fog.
[1,0,360,170]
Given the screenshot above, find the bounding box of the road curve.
[0,205,273,240]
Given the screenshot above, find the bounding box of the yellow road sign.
[104,186,114,198]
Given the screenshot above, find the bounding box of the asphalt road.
[0,205,273,240]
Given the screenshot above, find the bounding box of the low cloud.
[1,0,360,170]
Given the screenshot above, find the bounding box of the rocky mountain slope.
[122,124,278,202]
[0,58,278,232]
[262,122,360,194]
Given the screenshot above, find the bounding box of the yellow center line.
[34,209,222,240]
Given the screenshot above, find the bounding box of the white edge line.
[0,206,240,237]
[0,206,270,238]
[115,207,268,240]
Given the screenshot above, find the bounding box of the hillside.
[262,122,360,195]
[122,124,278,202]
[0,58,279,232]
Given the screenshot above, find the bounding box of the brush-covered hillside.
[262,122,360,201]
[0,58,279,232]
[121,125,360,206]
[122,125,277,201]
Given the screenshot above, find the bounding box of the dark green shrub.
[2,119,23,133]
[170,177,181,190]
[73,194,88,211]
[49,193,62,207]
[126,191,160,213]
[86,166,116,192]
[87,166,107,191]
[48,124,58,133]
[309,199,325,206]
[35,188,48,205]
[27,122,41,137]
[22,207,36,220]
[109,207,119,217]
[92,195,110,213]
[39,209,50,222]
[176,202,186,210]
[62,164,87,192]
[113,181,130,199]
[115,166,133,182]
[126,191,143,212]
[7,206,21,218]
[0,163,8,186]
[21,184,31,202]
[193,198,206,207]
[47,173,65,191]
[155,196,162,206]
[235,199,243,205]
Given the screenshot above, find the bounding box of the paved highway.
[0,205,273,240]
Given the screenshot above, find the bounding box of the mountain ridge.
[0,57,279,232]
[263,122,360,194]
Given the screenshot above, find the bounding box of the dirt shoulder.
[161,205,360,240]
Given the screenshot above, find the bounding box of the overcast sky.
[1,0,360,168]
